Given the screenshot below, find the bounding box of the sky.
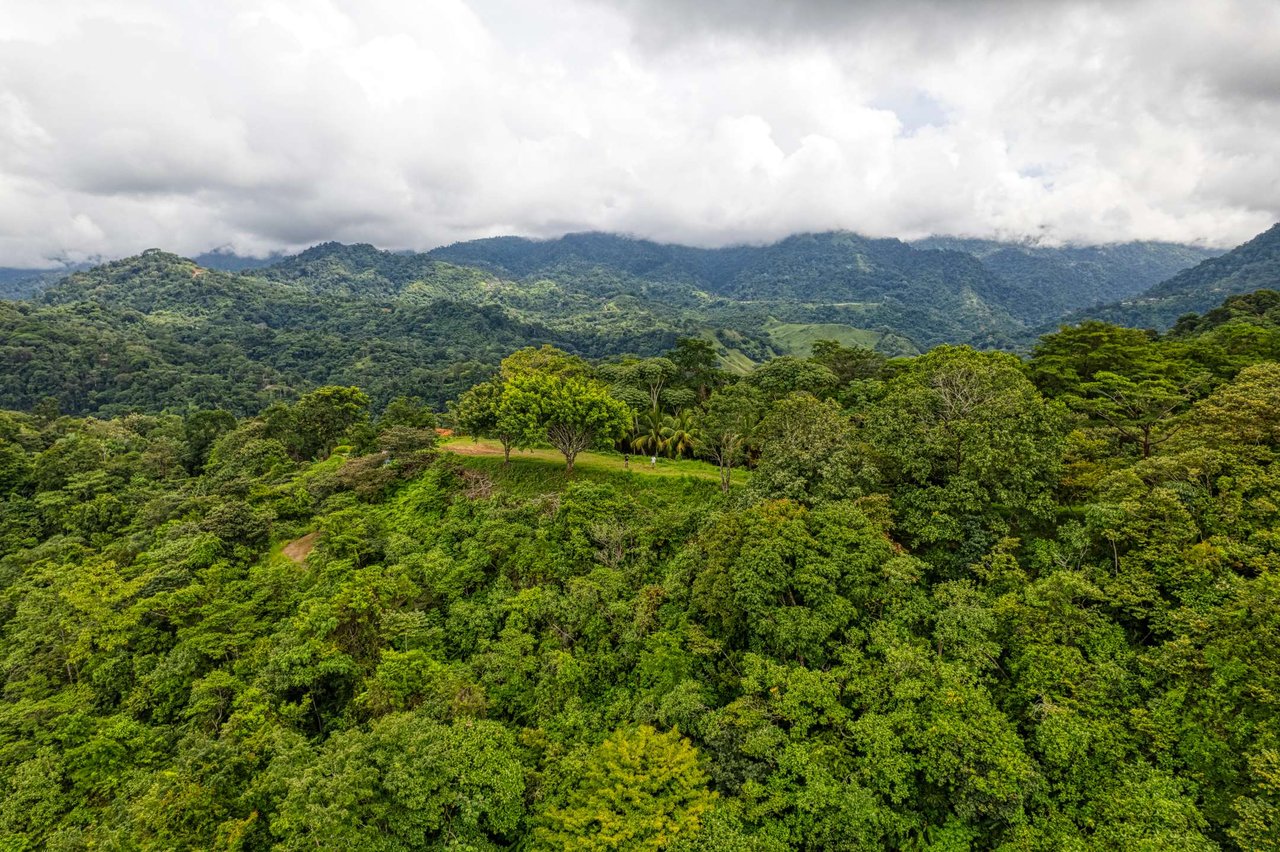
[1,0,1278,266]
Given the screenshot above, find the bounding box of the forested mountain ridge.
[1,250,559,415]
[1074,223,1280,329]
[429,230,1222,345]
[915,236,1223,324]
[3,294,1280,848]
[0,229,1249,418]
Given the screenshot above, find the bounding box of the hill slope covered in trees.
[0,229,1251,419]
[2,293,1280,849]
[1075,224,1280,329]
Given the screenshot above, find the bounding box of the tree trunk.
[502,440,512,467]
[565,452,576,474]
[720,462,731,494]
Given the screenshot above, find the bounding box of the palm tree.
[661,409,697,459]
[631,407,666,466]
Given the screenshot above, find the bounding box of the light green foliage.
[534,725,715,851]
[452,378,533,464]
[505,367,632,472]
[662,409,698,458]
[4,287,1280,850]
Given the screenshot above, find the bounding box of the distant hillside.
[192,249,285,272]
[0,263,91,300]
[0,228,1239,416]
[915,237,1222,325]
[1075,224,1280,329]
[3,250,561,415]
[429,230,1215,348]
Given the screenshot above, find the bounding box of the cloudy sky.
[1,0,1278,266]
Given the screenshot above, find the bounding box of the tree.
[810,339,886,384]
[747,356,839,401]
[667,338,724,402]
[697,384,764,493]
[1030,321,1208,459]
[378,395,438,430]
[500,344,590,380]
[1028,321,1163,396]
[662,410,698,459]
[863,346,1066,557]
[534,725,715,851]
[272,386,371,460]
[750,392,861,505]
[603,357,693,412]
[506,372,631,473]
[632,407,666,466]
[451,378,534,466]
[1076,368,1206,458]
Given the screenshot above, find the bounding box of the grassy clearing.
[440,436,749,488]
[765,320,884,356]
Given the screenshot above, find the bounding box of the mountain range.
[1061,224,1280,329]
[1,224,1277,416]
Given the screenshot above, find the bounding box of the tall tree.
[603,357,692,412]
[667,338,724,402]
[697,384,764,493]
[750,392,861,505]
[864,346,1066,557]
[506,372,631,473]
[747,356,839,401]
[810,339,886,384]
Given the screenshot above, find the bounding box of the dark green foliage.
[917,236,1223,325]
[0,228,1237,419]
[1077,223,1280,329]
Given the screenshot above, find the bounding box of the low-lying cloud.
[0,0,1277,266]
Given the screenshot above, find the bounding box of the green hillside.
[1076,224,1280,329]
[764,320,918,357]
[0,227,1245,418]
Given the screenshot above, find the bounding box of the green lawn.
[765,319,885,356]
[440,436,749,487]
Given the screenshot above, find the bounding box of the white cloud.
[0,0,1276,265]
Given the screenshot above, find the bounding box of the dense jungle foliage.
[3,286,1280,850]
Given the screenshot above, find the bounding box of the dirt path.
[447,441,499,456]
[282,531,319,563]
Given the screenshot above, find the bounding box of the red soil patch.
[282,531,319,563]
